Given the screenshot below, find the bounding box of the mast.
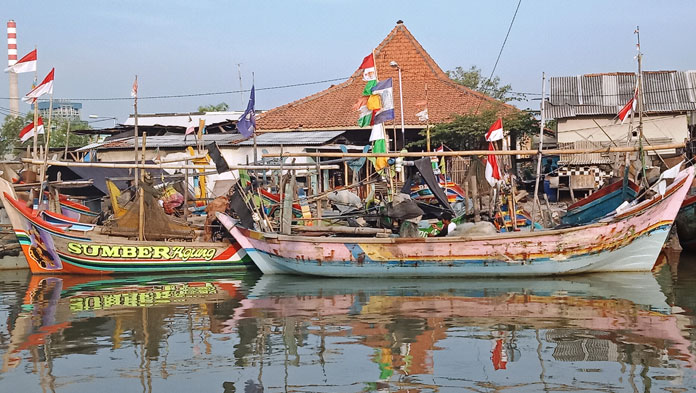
[133,75,139,189]
[635,26,646,184]
[530,73,546,232]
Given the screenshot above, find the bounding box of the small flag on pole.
[237,85,256,138]
[359,53,376,81]
[131,76,138,98]
[185,115,195,136]
[4,49,36,73]
[19,117,45,143]
[22,68,54,103]
[618,90,637,124]
[486,118,504,142]
[485,142,502,186]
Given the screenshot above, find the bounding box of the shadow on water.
[0,259,695,392]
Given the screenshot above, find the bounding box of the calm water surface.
[1,252,696,392]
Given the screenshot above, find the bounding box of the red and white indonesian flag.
[131,75,138,98]
[486,118,503,142]
[359,53,376,81]
[4,49,37,73]
[485,142,502,186]
[19,117,44,143]
[22,68,54,103]
[618,91,637,124]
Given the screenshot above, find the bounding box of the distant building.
[545,70,696,155]
[38,100,82,121]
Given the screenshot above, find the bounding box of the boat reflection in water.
[1,269,695,392]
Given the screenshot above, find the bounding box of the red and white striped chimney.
[7,20,17,66]
[7,20,19,117]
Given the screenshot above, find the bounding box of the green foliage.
[409,109,539,151]
[0,113,32,156]
[197,102,229,112]
[0,114,91,158]
[446,66,524,102]
[49,118,91,149]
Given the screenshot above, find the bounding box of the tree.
[197,102,229,112]
[0,114,91,158]
[409,109,539,152]
[446,66,524,102]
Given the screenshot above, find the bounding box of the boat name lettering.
[68,283,219,312]
[67,243,217,261]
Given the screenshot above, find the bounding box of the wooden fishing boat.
[223,167,693,277]
[675,190,696,251]
[0,177,251,275]
[561,178,640,226]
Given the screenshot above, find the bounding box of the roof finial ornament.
[396,20,403,25]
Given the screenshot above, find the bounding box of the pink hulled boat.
[223,167,694,277]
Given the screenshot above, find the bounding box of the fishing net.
[102,176,194,240]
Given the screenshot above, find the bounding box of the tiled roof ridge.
[384,23,515,111]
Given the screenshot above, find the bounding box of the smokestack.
[7,20,19,118]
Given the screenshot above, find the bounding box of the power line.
[475,0,522,113]
[0,76,349,102]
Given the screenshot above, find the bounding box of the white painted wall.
[557,114,688,154]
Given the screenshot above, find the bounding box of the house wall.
[557,114,688,154]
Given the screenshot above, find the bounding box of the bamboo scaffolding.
[264,142,685,158]
[20,158,338,171]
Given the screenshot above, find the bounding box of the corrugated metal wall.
[546,71,696,119]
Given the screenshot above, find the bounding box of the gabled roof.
[257,22,510,131]
[546,70,696,119]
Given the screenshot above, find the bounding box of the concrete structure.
[38,100,83,121]
[545,71,696,156]
[7,20,19,117]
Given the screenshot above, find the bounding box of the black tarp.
[46,161,169,197]
[206,142,230,173]
[401,157,454,214]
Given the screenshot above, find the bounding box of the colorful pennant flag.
[359,53,376,81]
[4,49,36,73]
[370,123,388,170]
[486,118,503,142]
[372,78,394,125]
[19,117,44,143]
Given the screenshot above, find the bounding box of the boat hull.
[229,167,693,278]
[0,179,252,275]
[561,179,639,226]
[676,193,696,250]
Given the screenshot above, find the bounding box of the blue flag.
[237,85,256,137]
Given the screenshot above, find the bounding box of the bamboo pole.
[263,142,685,158]
[133,75,139,189]
[63,117,71,160]
[138,132,146,241]
[20,158,338,171]
[530,73,546,232]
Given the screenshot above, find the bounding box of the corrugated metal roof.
[237,131,345,146]
[123,111,245,127]
[546,70,696,119]
[77,133,247,152]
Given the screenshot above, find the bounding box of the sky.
[1,0,695,128]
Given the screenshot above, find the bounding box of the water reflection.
[1,267,695,392]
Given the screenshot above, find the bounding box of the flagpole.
[635,26,646,186]
[530,72,546,232]
[32,46,38,163]
[37,90,54,208]
[252,72,258,180]
[133,75,139,189]
[425,83,431,152]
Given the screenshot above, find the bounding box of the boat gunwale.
[243,168,692,245]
